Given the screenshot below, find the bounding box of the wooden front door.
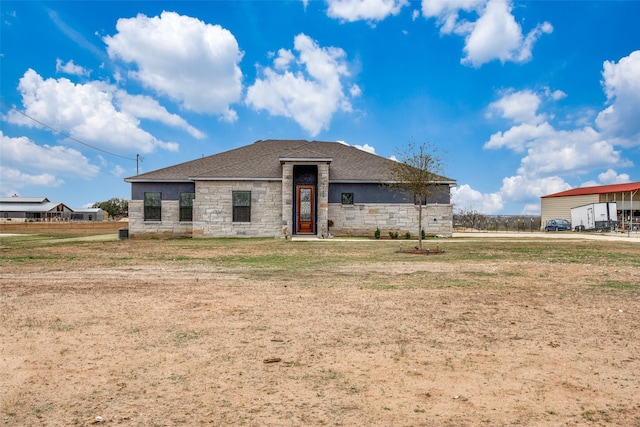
[296,185,315,234]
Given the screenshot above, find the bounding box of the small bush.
[421,228,426,239]
[404,232,411,239]
[389,231,399,239]
[374,227,381,239]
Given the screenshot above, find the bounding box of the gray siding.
[131,182,196,201]
[328,183,451,204]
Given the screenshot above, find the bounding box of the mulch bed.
[397,247,444,255]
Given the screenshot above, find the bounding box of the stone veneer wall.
[128,200,193,237]
[193,180,282,238]
[316,163,330,238]
[328,203,453,237]
[281,164,293,238]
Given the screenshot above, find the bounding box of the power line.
[1,99,137,161]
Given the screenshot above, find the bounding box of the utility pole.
[136,154,144,175]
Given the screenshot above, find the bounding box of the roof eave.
[330,179,456,184]
[125,178,194,183]
[189,177,281,181]
[279,157,333,163]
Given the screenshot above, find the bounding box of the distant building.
[0,197,73,221]
[0,197,107,222]
[70,208,108,222]
[541,182,640,231]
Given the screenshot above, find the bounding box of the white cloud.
[104,11,243,121]
[246,33,358,136]
[1,133,100,179]
[516,127,626,177]
[581,169,631,187]
[326,0,409,23]
[462,0,522,66]
[596,50,640,147]
[485,89,627,176]
[421,0,552,67]
[114,90,205,139]
[55,58,90,77]
[597,168,630,184]
[6,69,187,154]
[453,175,572,215]
[354,143,376,153]
[468,51,639,214]
[451,184,503,214]
[485,122,551,152]
[111,164,126,178]
[0,167,63,189]
[335,139,376,153]
[421,0,484,34]
[499,174,570,202]
[47,9,105,59]
[486,89,544,125]
[462,0,553,67]
[0,132,101,191]
[520,203,541,216]
[545,87,567,101]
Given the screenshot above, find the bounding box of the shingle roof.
[125,139,455,183]
[542,182,640,198]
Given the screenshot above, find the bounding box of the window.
[341,192,354,205]
[179,192,195,221]
[144,192,161,221]
[232,191,251,222]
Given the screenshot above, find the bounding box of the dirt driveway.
[1,236,639,426]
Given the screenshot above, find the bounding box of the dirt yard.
[1,235,639,426]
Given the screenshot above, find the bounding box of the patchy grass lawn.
[1,236,639,426]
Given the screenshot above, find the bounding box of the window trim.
[144,192,162,221]
[179,192,195,222]
[232,191,251,223]
[341,192,354,205]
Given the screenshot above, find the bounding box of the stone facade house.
[124,139,456,238]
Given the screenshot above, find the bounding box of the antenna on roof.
[136,154,144,175]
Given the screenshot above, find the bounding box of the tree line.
[454,208,541,232]
[92,198,128,220]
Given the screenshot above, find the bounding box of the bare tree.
[387,141,444,250]
[455,207,487,230]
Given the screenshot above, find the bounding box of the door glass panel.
[300,188,311,222]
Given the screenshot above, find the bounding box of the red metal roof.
[542,182,640,198]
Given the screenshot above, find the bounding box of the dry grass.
[1,234,639,426]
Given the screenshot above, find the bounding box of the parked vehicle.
[570,202,617,232]
[545,218,571,232]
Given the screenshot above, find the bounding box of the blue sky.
[1,0,639,214]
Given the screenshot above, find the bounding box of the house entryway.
[296,185,315,233]
[293,165,317,235]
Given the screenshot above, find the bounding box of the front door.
[296,185,315,234]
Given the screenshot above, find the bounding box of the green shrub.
[404,232,411,239]
[374,227,381,239]
[389,231,399,239]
